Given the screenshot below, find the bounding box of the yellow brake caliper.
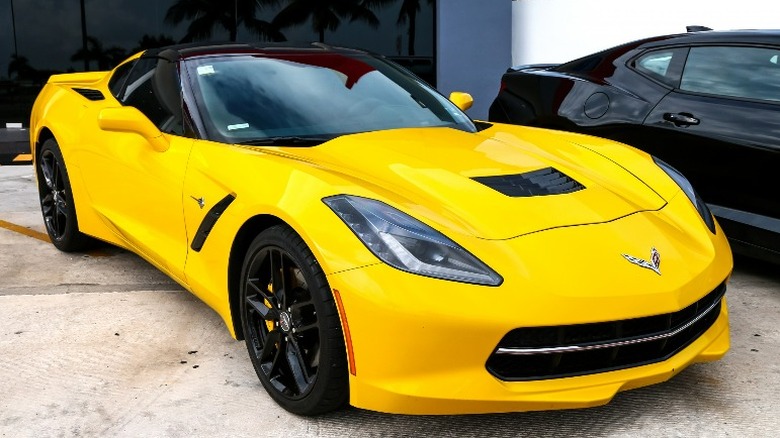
[265,280,275,332]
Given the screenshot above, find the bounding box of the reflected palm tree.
[361,0,433,56]
[396,0,433,56]
[70,37,127,71]
[273,0,380,43]
[165,0,284,42]
[80,0,89,71]
[8,54,34,80]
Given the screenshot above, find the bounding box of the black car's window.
[185,53,476,144]
[108,60,136,99]
[120,57,183,135]
[632,48,687,87]
[680,46,780,102]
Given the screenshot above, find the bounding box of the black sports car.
[489,29,780,263]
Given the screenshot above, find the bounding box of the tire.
[239,225,349,415]
[36,138,92,252]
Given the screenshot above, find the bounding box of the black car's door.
[641,45,780,251]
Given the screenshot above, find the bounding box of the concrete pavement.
[1,164,779,437]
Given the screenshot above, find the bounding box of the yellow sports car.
[30,42,731,415]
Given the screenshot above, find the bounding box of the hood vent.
[473,167,585,197]
[72,87,105,101]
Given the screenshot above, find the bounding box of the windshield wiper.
[237,136,331,146]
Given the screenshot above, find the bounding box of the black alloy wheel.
[36,138,91,251]
[240,225,348,415]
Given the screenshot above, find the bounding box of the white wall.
[512,0,780,65]
[437,0,513,119]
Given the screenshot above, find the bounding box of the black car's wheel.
[240,225,348,415]
[36,138,92,252]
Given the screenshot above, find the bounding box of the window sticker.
[227,123,250,131]
[197,65,216,76]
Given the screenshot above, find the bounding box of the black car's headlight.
[654,157,716,233]
[323,195,503,286]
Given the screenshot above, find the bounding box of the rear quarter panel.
[30,73,126,247]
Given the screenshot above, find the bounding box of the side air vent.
[191,194,236,252]
[473,167,585,197]
[72,88,105,101]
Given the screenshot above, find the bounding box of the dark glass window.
[120,57,157,102]
[185,53,474,144]
[1,2,436,131]
[633,48,687,87]
[120,57,182,135]
[680,46,780,102]
[108,60,136,100]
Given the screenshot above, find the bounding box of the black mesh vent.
[486,282,726,381]
[473,167,584,197]
[72,88,105,101]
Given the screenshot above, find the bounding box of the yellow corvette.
[30,43,731,415]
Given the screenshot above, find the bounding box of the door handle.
[663,112,700,126]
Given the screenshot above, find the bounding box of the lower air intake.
[486,282,726,381]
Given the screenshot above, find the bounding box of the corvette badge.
[622,247,661,275]
[190,195,205,209]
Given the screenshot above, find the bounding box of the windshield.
[184,52,476,144]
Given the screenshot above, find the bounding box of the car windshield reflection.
[187,53,475,144]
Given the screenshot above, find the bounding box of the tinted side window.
[120,58,156,102]
[632,48,686,87]
[680,46,780,102]
[108,60,136,99]
[121,57,183,135]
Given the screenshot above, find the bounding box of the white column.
[512,0,780,66]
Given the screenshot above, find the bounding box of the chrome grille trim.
[495,288,725,356]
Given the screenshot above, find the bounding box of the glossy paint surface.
[30,44,732,414]
[490,30,780,263]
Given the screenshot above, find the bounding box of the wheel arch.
[224,196,372,341]
[34,127,55,160]
[227,213,286,340]
[33,121,79,164]
[32,125,97,241]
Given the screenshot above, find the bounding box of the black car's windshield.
[185,52,476,144]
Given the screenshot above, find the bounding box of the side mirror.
[449,91,473,111]
[97,106,169,152]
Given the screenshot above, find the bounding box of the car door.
[642,45,780,243]
[79,55,194,284]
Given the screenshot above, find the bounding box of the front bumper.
[326,203,732,414]
[330,263,729,415]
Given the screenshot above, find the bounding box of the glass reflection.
[681,46,780,102]
[187,52,469,143]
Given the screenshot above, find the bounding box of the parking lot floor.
[1,164,779,437]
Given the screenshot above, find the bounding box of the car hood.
[279,126,666,240]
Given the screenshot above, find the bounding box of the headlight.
[654,157,716,233]
[323,195,503,286]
